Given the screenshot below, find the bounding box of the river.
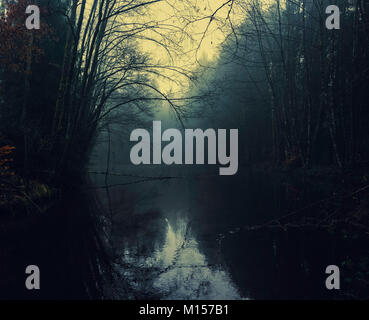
[89,154,358,300]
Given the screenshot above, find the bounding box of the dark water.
[90,164,366,300]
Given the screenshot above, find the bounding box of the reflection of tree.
[111,217,241,299]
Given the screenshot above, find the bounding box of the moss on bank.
[0,177,60,220]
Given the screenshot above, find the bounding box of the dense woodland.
[0,0,368,298]
[191,0,369,169]
[1,0,368,189]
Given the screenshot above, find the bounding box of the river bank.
[0,180,112,299]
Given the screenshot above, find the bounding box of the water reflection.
[119,216,244,300]
[92,163,365,299]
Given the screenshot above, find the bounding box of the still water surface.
[90,164,349,299]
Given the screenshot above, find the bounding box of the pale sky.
[127,0,244,95]
[83,0,273,100]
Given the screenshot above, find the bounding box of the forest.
[0,0,369,299]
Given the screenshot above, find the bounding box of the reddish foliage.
[0,0,53,73]
[0,145,16,177]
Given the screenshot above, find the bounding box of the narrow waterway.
[89,159,361,299]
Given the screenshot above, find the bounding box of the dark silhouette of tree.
[191,0,369,169]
